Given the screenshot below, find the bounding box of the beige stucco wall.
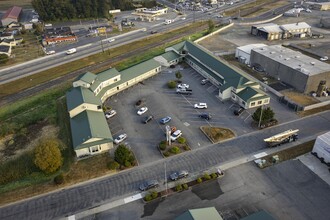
[69,103,102,118]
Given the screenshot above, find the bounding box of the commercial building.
[166,41,270,109]
[250,45,330,93]
[132,7,168,21]
[235,44,267,65]
[308,2,330,11]
[312,131,330,164]
[175,207,223,220]
[251,22,311,41]
[1,6,22,27]
[42,26,77,45]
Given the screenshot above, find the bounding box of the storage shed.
[312,131,330,164]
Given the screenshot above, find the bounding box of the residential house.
[1,6,22,27]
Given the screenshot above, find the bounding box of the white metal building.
[312,131,330,164]
[235,44,267,65]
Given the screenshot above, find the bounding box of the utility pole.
[258,105,264,128]
[164,162,168,196]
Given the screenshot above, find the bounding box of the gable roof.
[76,72,97,84]
[66,87,102,111]
[280,22,311,31]
[175,207,223,220]
[0,45,10,53]
[2,6,22,20]
[162,50,180,62]
[90,68,120,92]
[170,41,185,53]
[120,59,160,77]
[236,87,268,102]
[70,110,112,149]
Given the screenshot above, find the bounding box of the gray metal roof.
[252,45,330,76]
[280,22,311,31]
[66,87,102,111]
[70,110,112,150]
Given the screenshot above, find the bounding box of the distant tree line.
[32,0,158,21]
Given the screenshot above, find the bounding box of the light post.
[164,162,168,196]
[258,104,264,128]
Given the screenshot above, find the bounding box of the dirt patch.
[200,126,235,144]
[282,91,320,106]
[297,104,330,117]
[0,122,58,163]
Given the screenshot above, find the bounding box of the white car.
[46,50,55,55]
[320,56,328,61]
[66,48,77,55]
[171,130,182,141]
[137,107,148,115]
[105,110,117,119]
[114,133,127,144]
[194,103,207,109]
[108,38,115,43]
[177,84,189,89]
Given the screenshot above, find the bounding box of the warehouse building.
[235,44,267,65]
[250,45,330,93]
[312,131,330,164]
[251,22,311,40]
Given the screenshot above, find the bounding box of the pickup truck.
[176,88,192,95]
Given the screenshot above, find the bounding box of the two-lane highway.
[0,111,329,220]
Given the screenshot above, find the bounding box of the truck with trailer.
[264,129,299,147]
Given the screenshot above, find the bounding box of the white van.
[66,48,77,55]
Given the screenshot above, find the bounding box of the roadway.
[0,111,329,220]
[0,0,256,85]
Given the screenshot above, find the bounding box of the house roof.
[170,41,186,53]
[241,210,275,220]
[162,50,180,62]
[70,110,112,150]
[90,68,120,92]
[175,207,223,220]
[2,6,22,20]
[280,22,311,31]
[66,87,102,111]
[0,45,10,53]
[236,87,268,102]
[76,72,97,84]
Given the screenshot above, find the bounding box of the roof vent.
[310,62,315,65]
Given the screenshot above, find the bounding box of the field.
[0,0,32,10]
[224,0,281,17]
[201,126,235,144]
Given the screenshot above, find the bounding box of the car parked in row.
[114,133,127,144]
[105,110,117,119]
[234,107,245,116]
[199,113,211,120]
[160,116,171,124]
[201,79,208,85]
[169,170,189,181]
[143,115,153,124]
[194,103,207,109]
[177,83,189,89]
[170,130,182,141]
[137,107,148,115]
[139,180,159,191]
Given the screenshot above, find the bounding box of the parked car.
[114,133,127,144]
[160,116,172,124]
[105,110,117,119]
[201,79,208,85]
[194,103,207,109]
[169,170,189,181]
[199,113,211,120]
[234,107,245,116]
[177,83,189,89]
[320,56,328,61]
[176,88,192,95]
[171,130,182,141]
[139,180,159,191]
[143,115,153,124]
[137,107,148,115]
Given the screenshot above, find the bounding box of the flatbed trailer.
[264,129,299,147]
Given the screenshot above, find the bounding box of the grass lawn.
[224,0,278,17]
[200,126,235,143]
[281,91,320,106]
[0,0,32,10]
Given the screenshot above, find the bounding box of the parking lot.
[104,64,298,165]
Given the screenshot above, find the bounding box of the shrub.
[163,151,170,157]
[115,144,133,166]
[183,183,188,190]
[175,71,182,80]
[167,80,176,89]
[170,146,180,154]
[54,174,64,185]
[196,177,203,183]
[159,141,167,151]
[211,173,218,179]
[124,161,132,167]
[107,161,120,170]
[183,145,190,151]
[175,184,183,191]
[145,194,152,202]
[151,191,158,199]
[203,173,211,180]
[177,137,186,144]
[34,139,63,174]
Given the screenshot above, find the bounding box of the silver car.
[139,180,159,191]
[169,170,189,181]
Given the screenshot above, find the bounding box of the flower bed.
[158,138,191,157]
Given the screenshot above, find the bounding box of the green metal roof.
[175,207,223,220]
[236,87,268,102]
[89,68,120,92]
[97,59,161,99]
[170,41,185,53]
[241,211,275,220]
[66,87,102,111]
[162,51,180,62]
[70,110,112,150]
[76,72,97,84]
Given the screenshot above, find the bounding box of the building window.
[264,99,269,104]
[258,101,262,105]
[114,78,118,82]
[251,102,255,107]
[232,94,236,99]
[90,146,100,153]
[97,105,102,110]
[117,86,119,90]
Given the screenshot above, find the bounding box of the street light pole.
[164,162,168,196]
[258,104,264,128]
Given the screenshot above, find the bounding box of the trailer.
[264,129,299,147]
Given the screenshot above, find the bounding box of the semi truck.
[264,129,299,147]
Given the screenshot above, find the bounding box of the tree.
[207,19,215,33]
[34,139,63,174]
[0,54,9,64]
[252,106,275,124]
[175,71,182,80]
[114,144,134,166]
